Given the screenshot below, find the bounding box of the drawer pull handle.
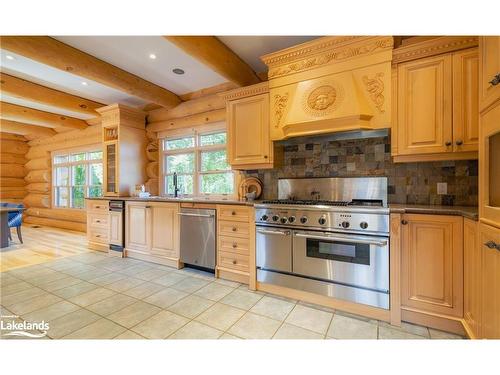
[96,220,101,223]
[95,206,101,209]
[489,74,500,86]
[401,220,408,225]
[232,227,237,232]
[445,141,452,147]
[96,235,101,238]
[145,206,151,209]
[455,139,463,146]
[485,241,499,250]
[232,260,237,265]
[232,243,237,248]
[231,211,236,215]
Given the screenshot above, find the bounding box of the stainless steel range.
[255,177,390,309]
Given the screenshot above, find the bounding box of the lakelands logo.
[0,315,49,338]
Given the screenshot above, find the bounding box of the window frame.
[51,145,103,210]
[160,126,235,198]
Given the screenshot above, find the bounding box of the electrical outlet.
[437,182,447,195]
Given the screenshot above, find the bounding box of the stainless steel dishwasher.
[178,208,216,270]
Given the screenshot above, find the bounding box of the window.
[53,148,103,209]
[161,131,234,197]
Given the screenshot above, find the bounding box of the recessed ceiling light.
[172,68,185,75]
[81,81,88,86]
[5,55,15,60]
[149,53,157,59]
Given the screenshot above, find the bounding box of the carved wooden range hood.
[261,36,394,140]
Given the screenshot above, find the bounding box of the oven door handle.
[257,229,291,236]
[294,232,387,246]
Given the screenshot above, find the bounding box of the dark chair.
[1,203,24,244]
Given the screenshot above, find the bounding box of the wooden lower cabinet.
[401,214,464,320]
[109,210,123,246]
[86,199,110,252]
[463,218,481,338]
[479,222,500,338]
[125,201,180,267]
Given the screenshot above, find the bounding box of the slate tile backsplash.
[243,135,478,206]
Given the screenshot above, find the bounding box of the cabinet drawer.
[219,220,250,238]
[88,213,109,228]
[87,200,109,212]
[219,235,250,256]
[88,227,109,244]
[218,206,250,222]
[218,251,249,273]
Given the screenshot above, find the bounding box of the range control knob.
[288,216,296,223]
[280,217,288,224]
[261,214,268,221]
[318,216,327,225]
[341,221,350,228]
[300,216,308,224]
[360,221,368,229]
[272,215,280,222]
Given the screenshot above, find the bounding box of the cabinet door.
[453,48,479,152]
[401,214,463,317]
[227,94,272,167]
[463,218,481,338]
[109,211,123,246]
[479,36,500,112]
[126,203,149,252]
[150,203,179,259]
[397,55,453,155]
[103,142,118,196]
[480,223,500,339]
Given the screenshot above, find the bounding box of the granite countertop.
[85,196,255,206]
[389,204,478,221]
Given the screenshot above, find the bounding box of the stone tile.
[25,271,71,286]
[379,321,430,338]
[52,281,99,299]
[8,293,62,316]
[68,287,116,307]
[177,267,215,281]
[152,272,188,287]
[107,301,161,329]
[23,301,80,322]
[273,323,324,339]
[47,309,101,339]
[297,300,335,314]
[334,309,378,324]
[170,277,211,293]
[195,303,246,331]
[169,321,222,339]
[285,305,333,335]
[1,287,47,307]
[378,325,426,339]
[220,289,263,310]
[86,293,138,316]
[219,333,241,339]
[429,328,463,339]
[143,288,189,309]
[122,282,164,299]
[134,268,171,281]
[1,281,33,297]
[73,268,112,282]
[214,278,241,288]
[88,272,128,286]
[168,295,214,319]
[61,264,99,277]
[194,283,234,301]
[120,264,155,276]
[114,330,145,339]
[62,318,126,339]
[106,277,145,293]
[37,276,83,292]
[132,310,189,339]
[327,314,378,339]
[228,312,281,339]
[250,296,295,321]
[0,273,22,286]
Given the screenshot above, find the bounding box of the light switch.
[437,182,447,195]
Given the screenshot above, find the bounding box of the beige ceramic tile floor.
[0,226,463,340]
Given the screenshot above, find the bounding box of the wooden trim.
[401,307,466,336]
[392,36,479,64]
[125,248,181,269]
[179,82,239,101]
[218,82,269,101]
[1,36,181,109]
[392,151,478,163]
[1,102,88,130]
[389,213,402,326]
[257,281,391,322]
[0,119,57,137]
[164,36,260,87]
[147,108,225,133]
[0,72,103,117]
[216,267,249,284]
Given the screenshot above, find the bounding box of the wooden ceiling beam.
[1,36,181,109]
[0,73,104,117]
[1,102,88,130]
[164,36,261,87]
[0,119,57,138]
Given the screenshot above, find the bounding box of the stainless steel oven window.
[305,238,370,265]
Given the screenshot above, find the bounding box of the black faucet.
[173,172,180,198]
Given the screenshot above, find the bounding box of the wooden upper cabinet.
[453,48,480,152]
[463,218,481,338]
[401,214,463,318]
[479,222,500,339]
[479,36,500,113]
[397,54,453,155]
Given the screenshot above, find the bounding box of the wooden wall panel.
[0,133,28,203]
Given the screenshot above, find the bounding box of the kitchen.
[0,6,499,373]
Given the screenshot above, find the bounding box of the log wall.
[0,133,28,204]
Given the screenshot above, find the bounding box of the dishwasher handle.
[177,212,215,218]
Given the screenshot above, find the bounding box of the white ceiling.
[54,36,228,95]
[217,36,320,72]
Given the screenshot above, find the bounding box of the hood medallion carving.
[302,81,344,117]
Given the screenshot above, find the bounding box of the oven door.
[292,230,389,292]
[256,227,292,273]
